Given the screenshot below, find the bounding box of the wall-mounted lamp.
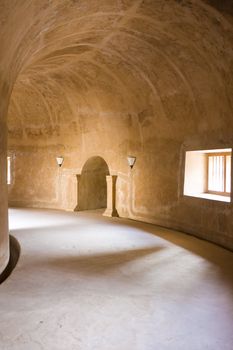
[56,156,64,167]
[127,156,136,169]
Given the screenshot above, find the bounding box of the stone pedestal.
[103,175,118,217]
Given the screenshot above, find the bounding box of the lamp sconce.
[56,156,64,167]
[127,156,136,169]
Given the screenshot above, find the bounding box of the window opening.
[7,156,11,185]
[183,148,231,202]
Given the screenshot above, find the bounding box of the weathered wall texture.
[0,0,232,265]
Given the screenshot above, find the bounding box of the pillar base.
[103,208,119,217]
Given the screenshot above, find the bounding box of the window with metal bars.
[207,153,231,196]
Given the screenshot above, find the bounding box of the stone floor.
[0,208,233,350]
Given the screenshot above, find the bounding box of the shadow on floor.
[9,209,233,288]
[27,246,164,275]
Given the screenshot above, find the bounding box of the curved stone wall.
[0,235,20,284]
[0,0,233,273]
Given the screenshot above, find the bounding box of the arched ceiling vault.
[6,0,233,152]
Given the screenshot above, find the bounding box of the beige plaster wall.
[0,0,232,271]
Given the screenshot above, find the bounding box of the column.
[73,174,81,211]
[103,175,118,217]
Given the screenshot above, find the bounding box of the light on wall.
[127,156,136,169]
[56,156,64,167]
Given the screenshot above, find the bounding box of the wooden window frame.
[206,152,231,197]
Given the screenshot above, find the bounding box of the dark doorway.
[78,156,110,211]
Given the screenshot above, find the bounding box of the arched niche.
[78,156,110,211]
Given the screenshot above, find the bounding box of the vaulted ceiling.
[5,0,233,151]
